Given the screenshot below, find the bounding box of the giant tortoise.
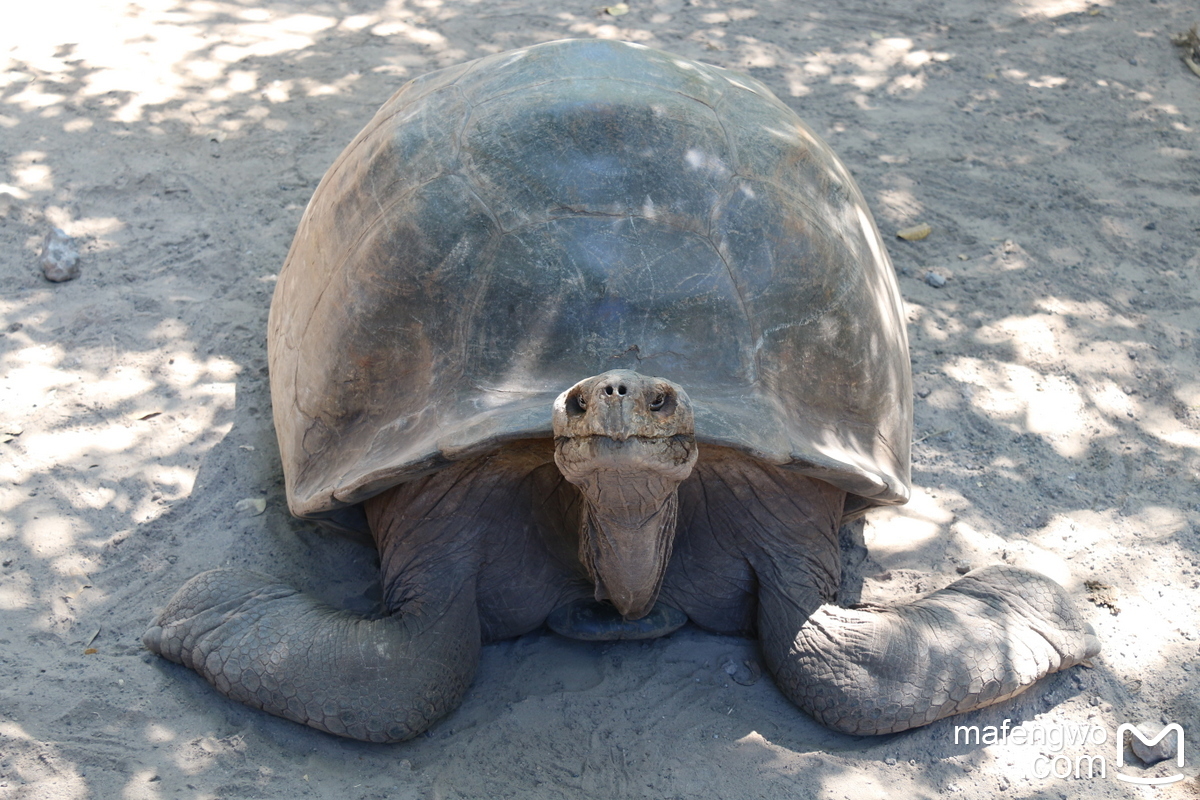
[145,38,1099,743]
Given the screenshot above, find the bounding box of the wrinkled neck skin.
[552,370,698,620]
[566,445,690,619]
[583,490,678,599]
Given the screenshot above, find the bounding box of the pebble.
[924,271,947,288]
[1128,722,1178,765]
[720,656,762,686]
[234,497,267,517]
[40,228,80,282]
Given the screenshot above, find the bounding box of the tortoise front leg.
[145,567,479,743]
[144,457,508,743]
[758,563,1100,736]
[681,457,1099,735]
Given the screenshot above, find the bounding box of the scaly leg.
[759,564,1100,735]
[144,457,508,743]
[144,567,479,743]
[677,455,1100,736]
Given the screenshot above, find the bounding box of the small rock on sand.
[40,228,80,282]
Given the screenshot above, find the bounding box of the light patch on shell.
[641,196,658,219]
[857,205,897,320]
[757,124,802,147]
[489,48,531,73]
[722,76,757,93]
[789,123,822,149]
[684,148,729,177]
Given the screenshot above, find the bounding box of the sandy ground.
[2,0,1199,798]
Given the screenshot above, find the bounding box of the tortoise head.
[552,370,698,619]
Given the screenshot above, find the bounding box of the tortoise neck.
[574,470,681,620]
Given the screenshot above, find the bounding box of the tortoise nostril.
[604,385,613,396]
[617,385,627,396]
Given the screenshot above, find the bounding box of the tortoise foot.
[547,598,687,641]
[760,564,1100,735]
[145,569,479,742]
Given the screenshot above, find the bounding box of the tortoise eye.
[648,390,676,414]
[566,393,587,416]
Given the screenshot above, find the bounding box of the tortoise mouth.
[553,434,697,484]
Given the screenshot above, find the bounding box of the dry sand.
[1,0,1199,797]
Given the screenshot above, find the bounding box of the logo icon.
[1114,723,1185,785]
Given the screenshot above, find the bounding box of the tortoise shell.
[268,38,912,530]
